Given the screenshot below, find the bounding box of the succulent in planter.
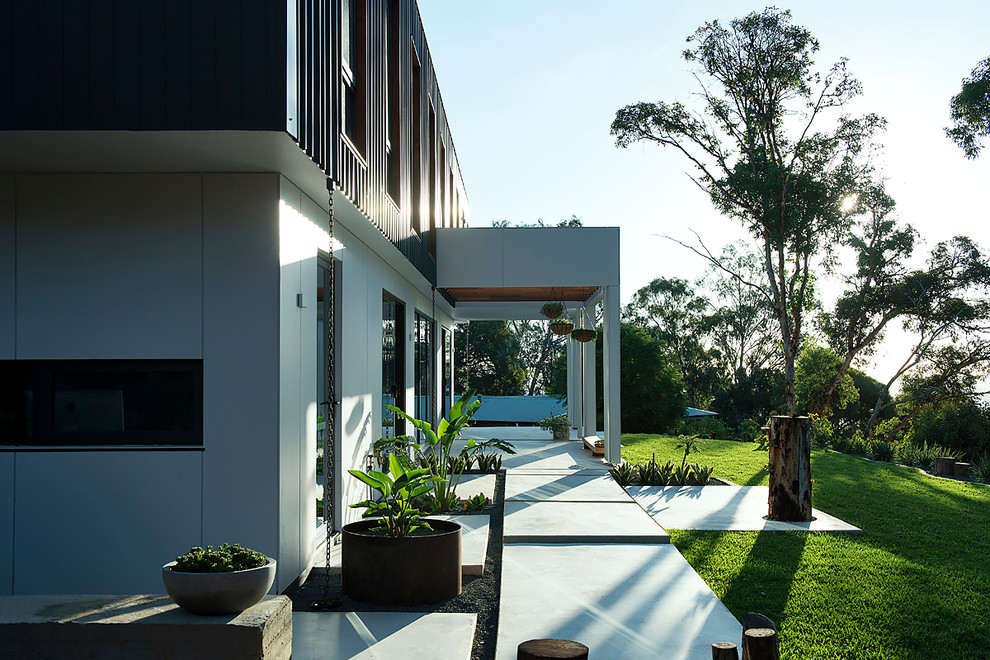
[163,543,276,615]
[549,318,575,335]
[540,301,564,319]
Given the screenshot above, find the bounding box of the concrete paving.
[493,440,610,473]
[506,472,630,502]
[454,473,496,500]
[496,544,743,660]
[326,514,490,575]
[504,501,670,543]
[627,485,863,533]
[292,612,476,660]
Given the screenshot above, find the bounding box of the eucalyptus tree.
[611,8,881,416]
[947,55,990,158]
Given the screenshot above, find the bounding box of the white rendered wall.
[0,173,282,595]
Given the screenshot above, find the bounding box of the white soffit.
[436,227,620,289]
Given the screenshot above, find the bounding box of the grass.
[622,434,990,659]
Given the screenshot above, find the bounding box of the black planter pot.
[341,518,461,605]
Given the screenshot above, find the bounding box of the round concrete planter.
[162,558,276,615]
[341,518,461,606]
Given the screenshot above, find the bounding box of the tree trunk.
[768,416,812,522]
[742,628,780,660]
[712,641,739,659]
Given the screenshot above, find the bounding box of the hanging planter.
[549,319,575,335]
[571,328,596,343]
[540,302,564,319]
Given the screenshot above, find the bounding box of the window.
[428,103,437,258]
[385,0,400,205]
[411,51,422,235]
[414,312,435,432]
[0,360,203,446]
[342,0,366,153]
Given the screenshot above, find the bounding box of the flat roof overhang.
[436,227,619,321]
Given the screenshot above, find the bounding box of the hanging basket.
[540,302,564,319]
[571,328,596,343]
[549,320,575,335]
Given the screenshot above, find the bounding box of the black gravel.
[287,470,505,660]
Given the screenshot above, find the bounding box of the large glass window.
[0,360,202,446]
[414,312,435,432]
[341,0,365,152]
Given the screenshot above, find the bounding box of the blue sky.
[417,0,990,384]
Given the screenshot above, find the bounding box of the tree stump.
[742,628,780,660]
[517,638,589,660]
[935,457,956,476]
[954,462,971,479]
[767,416,812,522]
[712,641,739,659]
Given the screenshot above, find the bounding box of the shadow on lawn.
[718,531,808,626]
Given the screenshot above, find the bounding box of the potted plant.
[162,543,275,615]
[540,302,564,319]
[570,328,596,343]
[342,453,462,605]
[549,318,575,335]
[539,413,570,440]
[374,390,514,512]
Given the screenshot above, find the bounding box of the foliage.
[795,342,859,416]
[672,463,693,486]
[675,434,703,471]
[463,493,491,511]
[540,302,564,317]
[474,453,503,473]
[872,441,894,463]
[973,453,990,482]
[609,461,636,486]
[348,453,440,537]
[612,8,884,415]
[947,55,990,158]
[375,391,515,512]
[708,367,785,428]
[738,418,762,443]
[690,463,715,486]
[453,321,526,396]
[674,416,735,441]
[808,413,835,450]
[906,397,990,461]
[538,414,569,432]
[509,318,569,395]
[173,544,268,573]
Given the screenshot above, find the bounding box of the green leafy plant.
[540,302,564,318]
[348,453,441,537]
[973,453,990,482]
[447,454,474,474]
[173,544,268,573]
[690,463,715,486]
[475,453,503,473]
[675,434,703,472]
[609,461,636,486]
[634,453,674,486]
[738,419,762,443]
[375,391,515,513]
[464,493,491,511]
[872,441,895,462]
[538,414,569,432]
[673,463,693,486]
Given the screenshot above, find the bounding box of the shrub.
[738,418,762,443]
[679,417,736,440]
[872,441,895,462]
[973,453,990,482]
[908,398,990,461]
[809,413,835,449]
[609,461,636,486]
[173,544,268,573]
[690,463,715,485]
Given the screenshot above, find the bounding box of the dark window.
[411,51,422,236]
[414,312,435,432]
[385,0,401,205]
[0,360,203,447]
[428,103,437,258]
[341,0,366,153]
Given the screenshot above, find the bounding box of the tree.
[612,8,881,416]
[795,342,859,417]
[947,56,990,158]
[510,319,568,395]
[453,321,526,396]
[547,324,687,433]
[623,277,717,407]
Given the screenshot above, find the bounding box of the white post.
[603,286,621,463]
[582,306,597,440]
[566,337,580,432]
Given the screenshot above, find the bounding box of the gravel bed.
[288,470,506,660]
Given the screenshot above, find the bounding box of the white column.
[566,338,580,431]
[582,306,596,439]
[603,285,621,463]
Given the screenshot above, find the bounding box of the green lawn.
[621,434,990,659]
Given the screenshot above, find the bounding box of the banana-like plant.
[348,453,441,537]
[374,390,515,511]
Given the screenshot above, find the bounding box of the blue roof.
[684,407,718,418]
[468,395,566,423]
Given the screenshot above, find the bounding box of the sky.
[416,0,990,385]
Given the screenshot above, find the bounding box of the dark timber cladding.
[0,0,469,287]
[333,0,470,285]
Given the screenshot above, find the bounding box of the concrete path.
[293,612,476,660]
[496,439,742,659]
[628,485,862,533]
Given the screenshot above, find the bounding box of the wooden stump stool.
[518,638,589,659]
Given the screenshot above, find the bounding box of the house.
[0,0,620,597]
